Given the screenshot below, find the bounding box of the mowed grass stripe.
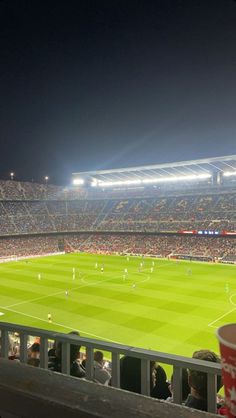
[0,254,235,357]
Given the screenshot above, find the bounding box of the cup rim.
[216,323,236,350]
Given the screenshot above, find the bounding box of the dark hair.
[55,331,81,363]
[151,365,171,400]
[170,368,190,402]
[120,356,142,393]
[68,331,81,362]
[120,356,155,394]
[94,350,104,363]
[68,331,80,337]
[30,342,40,353]
[156,364,167,383]
[189,350,222,398]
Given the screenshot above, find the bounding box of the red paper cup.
[217,324,236,418]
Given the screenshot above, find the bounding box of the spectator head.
[30,342,40,353]
[151,364,172,400]
[68,331,81,362]
[94,350,104,364]
[188,350,222,399]
[28,342,40,365]
[120,356,155,394]
[155,364,167,384]
[55,331,81,363]
[120,356,141,393]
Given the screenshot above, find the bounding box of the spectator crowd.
[0,180,235,236]
[0,233,234,262]
[0,179,235,262]
[3,331,225,414]
[0,178,233,414]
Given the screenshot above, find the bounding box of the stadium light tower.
[10,172,14,181]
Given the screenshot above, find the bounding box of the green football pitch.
[0,253,235,357]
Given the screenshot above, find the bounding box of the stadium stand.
[0,322,222,416]
[0,156,236,416]
[0,191,236,235]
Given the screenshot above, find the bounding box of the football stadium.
[1,155,236,415]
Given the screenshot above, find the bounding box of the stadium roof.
[72,155,236,187]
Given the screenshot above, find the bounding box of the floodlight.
[91,179,98,187]
[93,172,211,187]
[151,173,211,183]
[73,178,84,185]
[223,171,236,177]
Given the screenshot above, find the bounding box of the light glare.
[73,178,84,185]
[223,171,236,177]
[93,173,211,188]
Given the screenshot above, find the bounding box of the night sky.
[1,0,236,185]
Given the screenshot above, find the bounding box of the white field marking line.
[208,293,236,328]
[156,262,176,268]
[140,275,150,283]
[136,261,173,282]
[2,260,161,311]
[80,270,152,286]
[208,307,236,328]
[0,306,121,344]
[141,262,173,270]
[80,277,99,285]
[229,293,236,307]
[2,274,117,310]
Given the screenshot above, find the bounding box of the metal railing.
[0,358,218,418]
[0,321,222,414]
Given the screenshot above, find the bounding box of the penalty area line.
[208,307,236,328]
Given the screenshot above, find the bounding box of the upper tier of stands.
[0,179,235,236]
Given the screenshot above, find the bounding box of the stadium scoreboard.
[179,230,236,236]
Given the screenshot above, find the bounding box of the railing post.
[207,373,217,414]
[85,346,94,380]
[61,341,70,375]
[111,352,120,388]
[0,329,9,358]
[172,366,182,404]
[0,321,222,415]
[141,358,150,396]
[19,333,28,363]
[40,336,48,369]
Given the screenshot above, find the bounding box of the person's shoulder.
[94,367,111,384]
[185,395,207,411]
[27,358,40,367]
[95,366,111,379]
[71,361,86,378]
[48,356,61,372]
